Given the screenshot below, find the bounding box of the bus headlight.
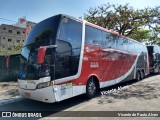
[36,81,51,89]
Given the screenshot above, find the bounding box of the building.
[0,24,26,50]
[0,17,36,50]
[14,17,36,36]
[25,21,36,36]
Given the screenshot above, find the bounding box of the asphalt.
[0,74,159,120]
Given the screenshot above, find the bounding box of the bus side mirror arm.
[46,45,57,49]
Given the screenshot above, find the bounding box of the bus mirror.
[38,46,47,64]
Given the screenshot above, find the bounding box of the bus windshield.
[19,15,61,80]
[19,15,82,80]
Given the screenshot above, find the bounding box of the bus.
[18,14,149,103]
[147,45,160,74]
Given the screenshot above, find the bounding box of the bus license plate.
[24,92,31,97]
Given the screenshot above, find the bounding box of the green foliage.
[128,30,151,42]
[150,36,160,45]
[0,41,23,55]
[84,3,160,43]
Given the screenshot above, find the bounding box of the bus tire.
[141,69,145,79]
[158,66,160,74]
[136,70,141,81]
[86,77,97,99]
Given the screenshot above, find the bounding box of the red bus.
[18,14,149,103]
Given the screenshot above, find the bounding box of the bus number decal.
[90,62,99,68]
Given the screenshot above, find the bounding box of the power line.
[0,20,15,24]
[0,18,16,23]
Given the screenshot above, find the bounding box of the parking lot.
[0,74,160,120]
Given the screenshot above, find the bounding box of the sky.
[0,0,159,25]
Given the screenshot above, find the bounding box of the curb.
[0,96,25,106]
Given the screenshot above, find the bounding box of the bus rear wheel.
[86,77,97,99]
[136,70,141,81]
[141,70,145,80]
[158,67,160,74]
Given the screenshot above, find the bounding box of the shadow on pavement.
[98,74,160,104]
[0,74,159,119]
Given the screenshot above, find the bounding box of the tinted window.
[117,37,123,46]
[128,41,135,53]
[85,26,102,45]
[117,37,128,51]
[102,31,117,49]
[56,17,82,79]
[109,34,117,49]
[58,17,82,50]
[101,31,109,47]
[133,42,139,53]
[128,40,145,54]
[139,44,142,53]
[123,38,128,52]
[24,15,60,46]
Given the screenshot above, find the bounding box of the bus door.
[53,17,82,101]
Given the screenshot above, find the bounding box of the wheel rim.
[88,80,96,95]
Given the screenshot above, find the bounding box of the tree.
[84,3,160,42]
[129,30,151,42]
[0,41,23,55]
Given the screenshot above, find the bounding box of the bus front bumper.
[18,86,56,103]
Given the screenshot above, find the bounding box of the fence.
[0,54,20,82]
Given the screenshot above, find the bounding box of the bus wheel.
[136,70,141,81]
[141,70,145,80]
[158,67,160,74]
[86,77,97,98]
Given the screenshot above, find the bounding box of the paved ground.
[0,82,19,100]
[0,74,160,120]
[41,74,160,120]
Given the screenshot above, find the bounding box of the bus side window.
[55,18,82,79]
[123,38,128,52]
[111,34,118,49]
[58,18,82,50]
[102,31,117,49]
[128,41,135,53]
[117,37,123,51]
[85,25,102,46]
[102,31,110,48]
